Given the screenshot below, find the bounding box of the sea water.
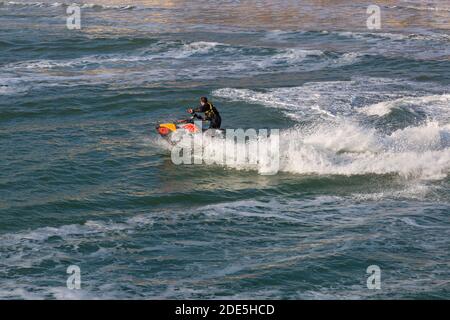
[0,0,449,299]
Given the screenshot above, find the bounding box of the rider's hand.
[187,108,193,114]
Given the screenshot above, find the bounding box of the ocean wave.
[209,78,450,179]
[213,86,338,119]
[213,77,448,119]
[0,1,136,10]
[391,4,450,13]
[191,121,450,180]
[0,214,154,269]
[5,54,156,69]
[336,30,450,42]
[261,29,450,61]
[269,48,324,63]
[3,43,326,71]
[350,183,435,201]
[165,41,230,59]
[1,1,49,7]
[2,43,365,92]
[4,41,231,70]
[79,3,135,10]
[0,213,153,299]
[359,94,450,118]
[0,77,28,95]
[0,193,448,299]
[263,29,450,44]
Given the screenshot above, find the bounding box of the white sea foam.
[0,214,154,268]
[281,122,449,179]
[269,48,324,63]
[211,79,450,180]
[351,183,434,201]
[5,54,156,70]
[213,78,397,119]
[164,41,229,59]
[327,30,450,60]
[177,120,450,179]
[2,44,366,93]
[392,4,450,13]
[264,28,450,44]
[3,44,324,72]
[336,30,450,42]
[3,41,229,71]
[214,77,448,119]
[359,94,450,118]
[80,3,136,10]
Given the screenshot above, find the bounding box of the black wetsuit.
[193,102,221,129]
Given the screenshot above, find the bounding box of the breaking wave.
[359,94,450,118]
[185,121,450,180]
[213,77,448,120]
[205,78,450,179]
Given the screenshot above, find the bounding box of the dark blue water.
[0,1,449,299]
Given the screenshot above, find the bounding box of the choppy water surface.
[0,0,449,299]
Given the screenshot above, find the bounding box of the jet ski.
[156,113,224,144]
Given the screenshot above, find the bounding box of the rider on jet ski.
[186,97,222,129]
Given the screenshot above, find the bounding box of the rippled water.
[0,1,449,299]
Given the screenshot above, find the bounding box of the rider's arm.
[193,104,208,113]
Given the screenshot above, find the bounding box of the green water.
[0,1,449,299]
